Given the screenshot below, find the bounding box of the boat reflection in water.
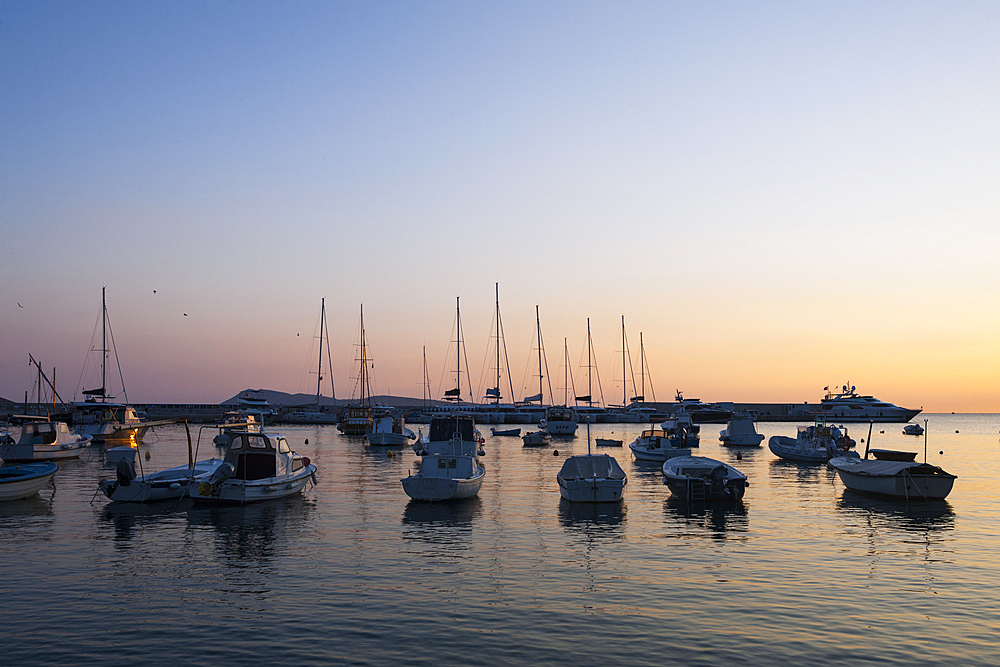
[557,498,626,532]
[186,496,315,563]
[662,497,748,541]
[401,497,483,553]
[836,490,955,532]
[99,500,190,544]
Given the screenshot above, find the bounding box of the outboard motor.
[116,458,136,487]
[209,462,235,487]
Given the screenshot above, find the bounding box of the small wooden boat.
[595,438,623,447]
[522,431,552,446]
[491,427,521,437]
[0,462,58,501]
[662,456,747,501]
[829,456,956,500]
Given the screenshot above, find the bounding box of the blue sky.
[2,1,998,410]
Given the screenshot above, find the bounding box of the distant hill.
[222,389,445,408]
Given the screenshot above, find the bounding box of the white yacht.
[816,384,921,423]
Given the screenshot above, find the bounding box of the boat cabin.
[17,421,75,445]
[429,415,476,442]
[223,432,304,481]
[420,454,479,479]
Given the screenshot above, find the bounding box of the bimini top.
[429,415,476,442]
[558,454,626,481]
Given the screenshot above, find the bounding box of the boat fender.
[553,449,559,456]
[304,439,309,445]
[310,471,318,486]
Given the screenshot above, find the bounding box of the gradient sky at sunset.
[2,1,998,412]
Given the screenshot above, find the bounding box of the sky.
[1,1,998,412]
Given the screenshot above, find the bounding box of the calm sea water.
[2,414,998,666]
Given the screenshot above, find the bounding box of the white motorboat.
[768,421,859,463]
[543,406,578,436]
[557,453,627,503]
[1,420,91,462]
[628,427,691,462]
[719,411,764,447]
[100,457,225,503]
[903,423,925,436]
[662,456,747,501]
[0,462,58,501]
[522,431,551,446]
[402,415,485,501]
[187,430,317,505]
[556,421,626,503]
[829,456,956,500]
[816,384,921,423]
[365,414,416,446]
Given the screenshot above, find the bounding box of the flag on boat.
[523,393,543,403]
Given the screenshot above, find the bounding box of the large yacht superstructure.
[816,385,921,423]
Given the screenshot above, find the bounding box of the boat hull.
[402,467,485,501]
[661,456,747,501]
[100,459,224,503]
[557,478,625,503]
[365,432,411,446]
[1,440,90,462]
[830,458,956,500]
[629,441,691,462]
[0,462,58,501]
[187,465,317,505]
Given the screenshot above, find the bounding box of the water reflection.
[836,490,956,532]
[768,458,833,483]
[557,499,626,535]
[662,497,749,540]
[100,499,191,544]
[186,496,315,565]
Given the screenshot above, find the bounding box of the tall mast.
[422,346,428,408]
[456,297,461,402]
[622,316,626,407]
[536,305,543,404]
[587,318,592,407]
[360,304,369,407]
[563,338,568,406]
[640,332,645,401]
[495,284,500,406]
[101,286,107,403]
[316,298,325,404]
